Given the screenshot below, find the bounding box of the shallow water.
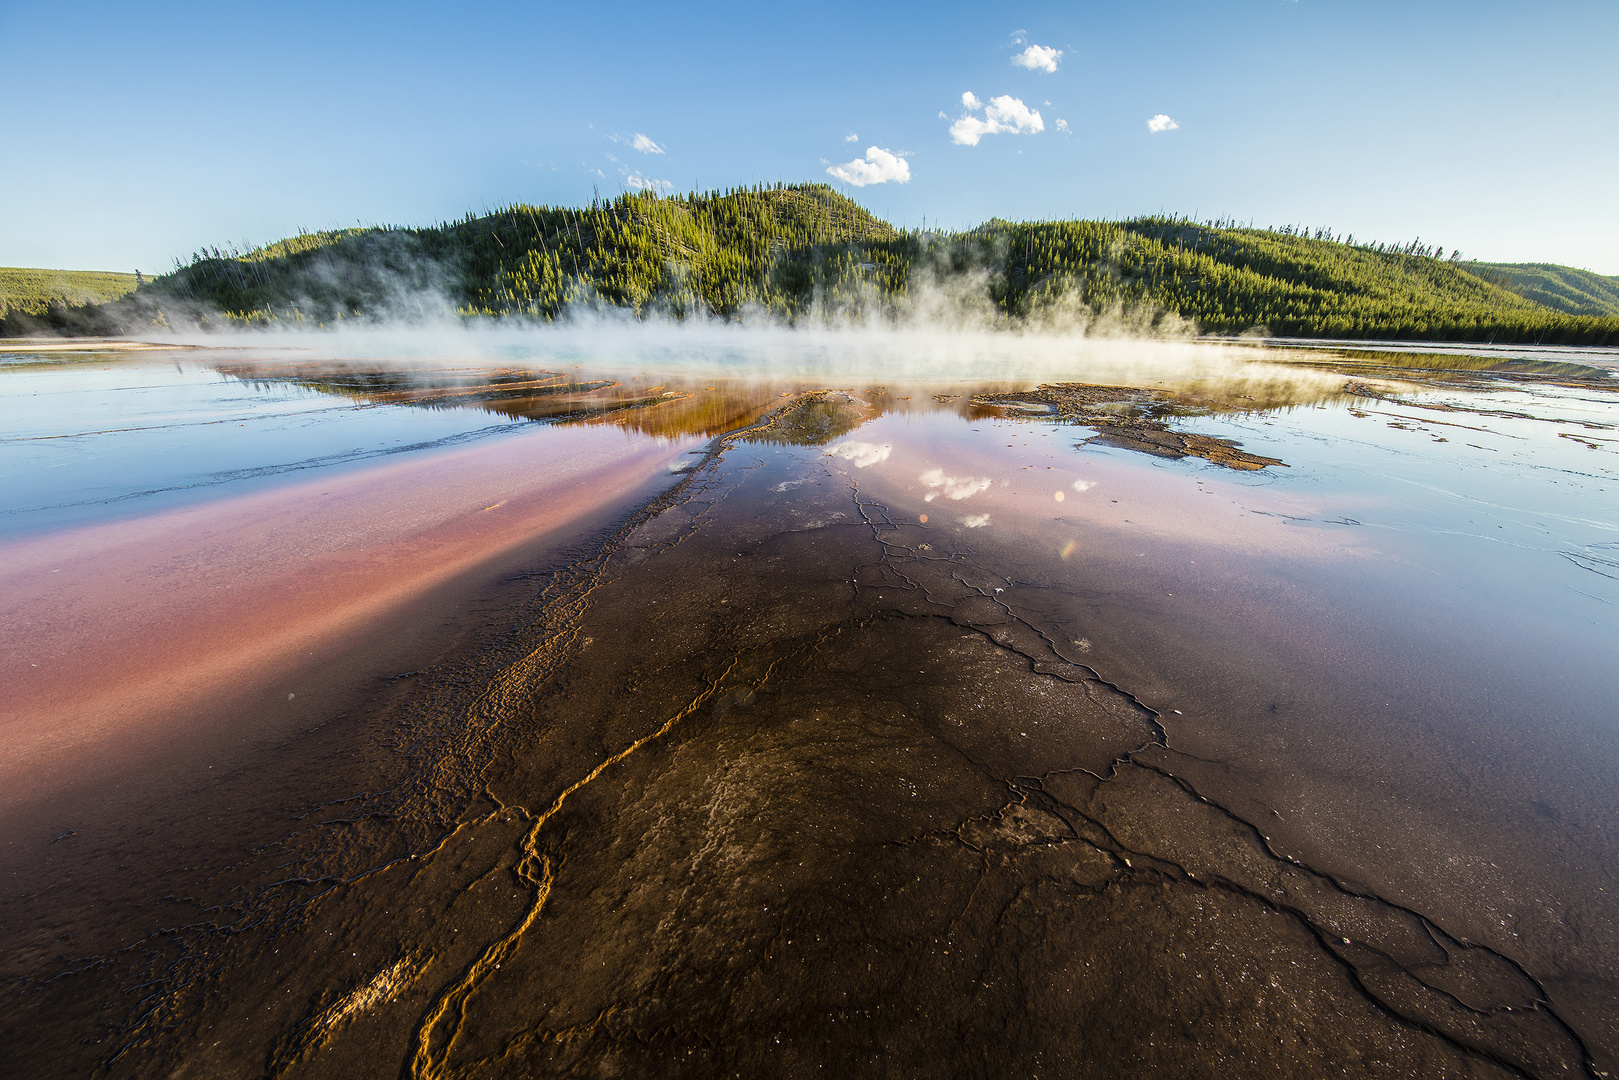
[2,335,1616,1078]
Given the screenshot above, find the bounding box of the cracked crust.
[25,392,1605,1080]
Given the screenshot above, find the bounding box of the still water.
[1,333,1616,1078]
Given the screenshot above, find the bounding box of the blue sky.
[3,0,1616,274]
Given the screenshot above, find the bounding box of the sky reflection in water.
[4,333,1619,1074]
[5,336,1614,613]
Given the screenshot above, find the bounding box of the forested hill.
[6,184,1616,345]
[1462,262,1619,318]
[1093,220,1617,342]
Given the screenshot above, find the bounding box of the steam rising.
[113,234,1354,409]
[137,307,1350,409]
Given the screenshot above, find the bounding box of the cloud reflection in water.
[823,441,892,467]
[919,467,994,502]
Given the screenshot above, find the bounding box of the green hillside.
[167,184,900,323]
[0,267,141,315]
[1462,262,1619,318]
[6,185,1616,345]
[1065,220,1615,342]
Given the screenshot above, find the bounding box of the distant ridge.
[0,267,141,316]
[1463,262,1619,318]
[4,184,1615,345]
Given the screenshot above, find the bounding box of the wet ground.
[2,334,1617,1078]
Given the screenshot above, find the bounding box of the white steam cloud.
[960,514,991,528]
[631,133,665,154]
[826,146,911,187]
[1147,114,1179,133]
[135,223,1350,412]
[950,92,1044,146]
[1012,44,1062,72]
[143,315,1353,420]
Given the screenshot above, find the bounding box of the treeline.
[6,184,1615,345]
[1209,218,1461,261]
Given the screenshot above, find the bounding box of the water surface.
[2,333,1616,1078]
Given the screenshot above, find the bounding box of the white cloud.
[824,441,892,468]
[1012,44,1062,72]
[826,146,911,187]
[630,132,665,154]
[1055,118,1070,134]
[625,172,673,191]
[844,132,859,142]
[960,514,990,528]
[949,93,1044,146]
[1071,479,1095,492]
[920,468,993,501]
[1147,114,1179,133]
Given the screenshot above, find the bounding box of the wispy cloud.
[844,132,859,142]
[949,91,1044,146]
[608,132,667,154]
[1012,44,1062,72]
[1147,114,1179,133]
[1055,118,1070,134]
[826,146,911,187]
[624,171,672,191]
